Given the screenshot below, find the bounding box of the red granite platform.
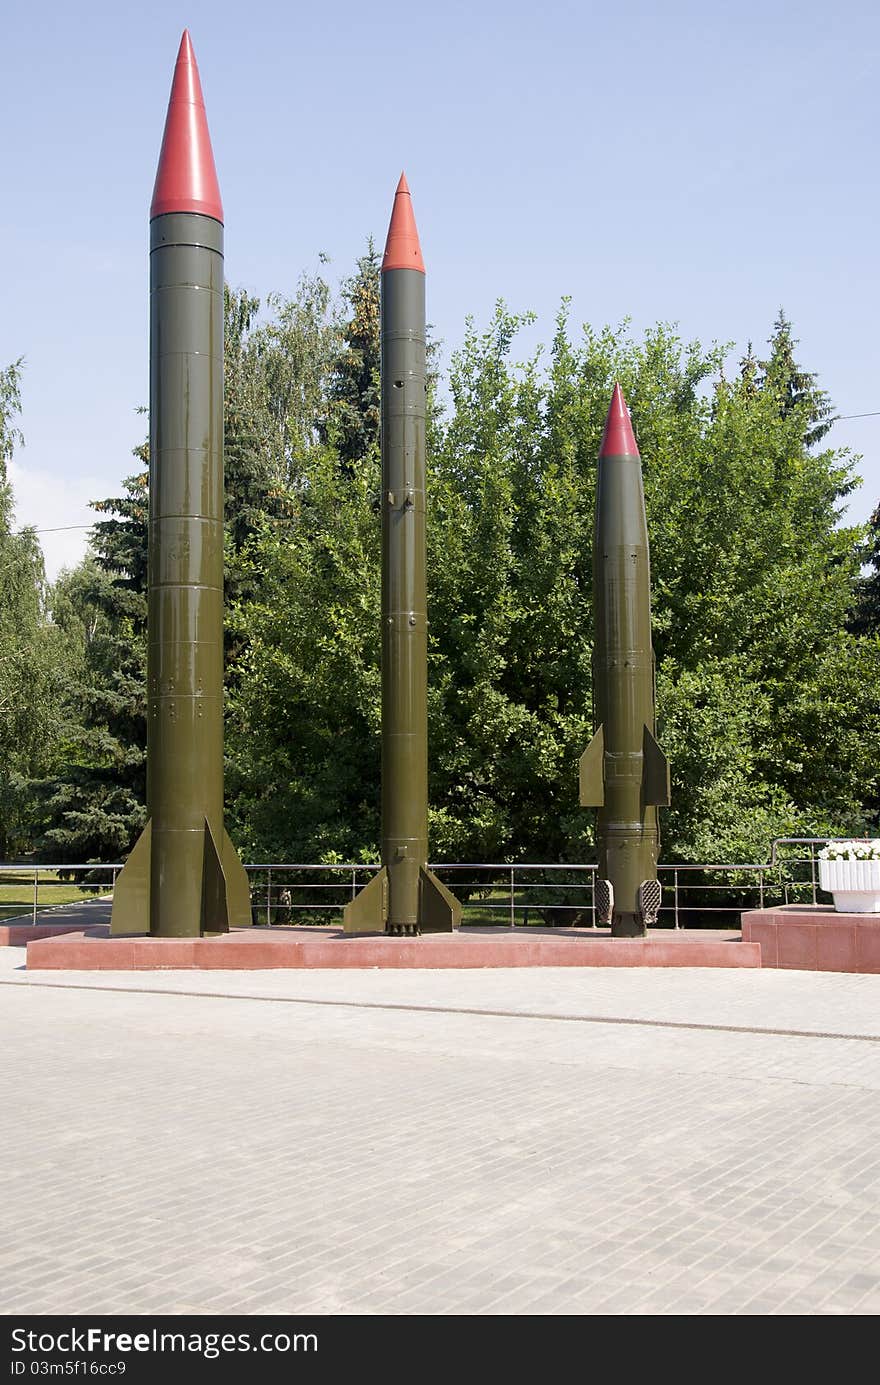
[25,925,761,971]
[0,921,100,946]
[741,905,880,973]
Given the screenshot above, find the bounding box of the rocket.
[579,384,670,937]
[344,176,460,936]
[111,32,251,937]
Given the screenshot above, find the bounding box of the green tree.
[38,274,880,873]
[227,304,880,868]
[225,443,382,860]
[36,466,149,863]
[757,309,838,449]
[0,360,68,856]
[850,502,880,636]
[38,268,342,863]
[323,243,380,470]
[223,276,338,652]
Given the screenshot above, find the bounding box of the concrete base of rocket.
[342,866,461,936]
[110,818,252,937]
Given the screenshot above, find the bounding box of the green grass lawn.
[0,872,109,921]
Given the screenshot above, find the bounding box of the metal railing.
[0,838,865,930]
[767,836,880,907]
[0,863,122,928]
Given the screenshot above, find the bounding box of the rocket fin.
[222,828,253,927]
[343,867,388,934]
[110,820,152,935]
[201,819,230,936]
[419,867,461,933]
[643,726,671,806]
[579,725,605,806]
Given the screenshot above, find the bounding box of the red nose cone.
[150,30,223,222]
[382,172,425,273]
[599,382,639,457]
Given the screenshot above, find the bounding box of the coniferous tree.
[36,464,149,864]
[758,310,838,450]
[323,242,380,470]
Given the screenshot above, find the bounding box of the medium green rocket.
[344,176,460,936]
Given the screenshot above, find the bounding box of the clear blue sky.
[3,0,878,579]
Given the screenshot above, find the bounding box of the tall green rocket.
[111,31,251,937]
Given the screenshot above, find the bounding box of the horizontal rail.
[0,839,846,930]
[769,837,874,867]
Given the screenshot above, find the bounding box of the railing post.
[510,867,515,928]
[351,867,357,902]
[674,869,679,930]
[33,867,38,926]
[811,844,818,905]
[266,868,272,927]
[759,870,764,910]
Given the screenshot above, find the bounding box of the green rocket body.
[381,267,430,930]
[579,386,670,937]
[111,33,250,937]
[344,177,459,936]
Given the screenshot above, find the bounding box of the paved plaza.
[2,940,880,1315]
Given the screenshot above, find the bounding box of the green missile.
[344,175,460,937]
[579,384,670,937]
[111,31,250,937]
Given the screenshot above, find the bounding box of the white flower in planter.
[818,841,880,913]
[818,839,880,862]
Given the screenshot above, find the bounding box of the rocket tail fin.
[343,867,388,934]
[643,726,671,806]
[110,819,152,935]
[579,724,605,806]
[201,819,230,935]
[419,867,461,933]
[222,828,252,927]
[203,825,252,931]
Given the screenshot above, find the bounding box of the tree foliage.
[322,243,381,470]
[0,361,71,855]
[36,467,149,863]
[851,503,880,638]
[226,301,880,866]
[756,310,838,449]
[9,259,880,870]
[34,273,342,862]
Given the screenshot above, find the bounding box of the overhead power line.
[10,411,880,545]
[25,525,94,535]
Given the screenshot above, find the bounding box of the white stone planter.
[818,858,880,913]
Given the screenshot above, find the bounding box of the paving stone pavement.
[2,945,880,1315]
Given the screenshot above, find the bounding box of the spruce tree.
[37,465,149,864]
[758,310,837,449]
[323,242,380,470]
